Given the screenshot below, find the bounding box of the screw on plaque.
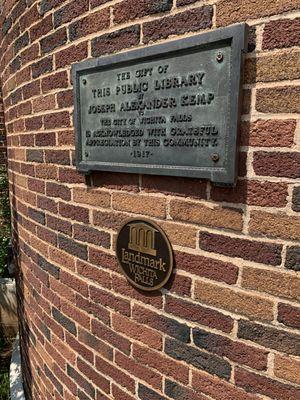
[216,52,223,62]
[82,78,87,85]
[211,153,220,162]
[85,152,89,157]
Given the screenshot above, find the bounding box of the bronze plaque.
[73,24,248,185]
[116,219,173,291]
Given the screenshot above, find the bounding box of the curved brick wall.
[1,0,300,399]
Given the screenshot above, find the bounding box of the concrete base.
[10,335,25,400]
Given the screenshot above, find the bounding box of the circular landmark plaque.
[116,219,173,291]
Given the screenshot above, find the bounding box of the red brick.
[36,226,57,246]
[23,81,40,100]
[90,0,110,7]
[37,195,58,214]
[133,343,189,384]
[115,351,162,392]
[263,18,300,50]
[211,180,288,207]
[76,294,111,326]
[53,0,89,28]
[60,270,88,297]
[39,0,66,15]
[59,202,89,224]
[112,274,163,309]
[253,151,300,179]
[58,167,86,184]
[30,15,53,42]
[193,328,268,370]
[114,0,172,24]
[91,319,131,355]
[88,247,119,273]
[17,101,32,117]
[73,187,110,208]
[238,319,300,356]
[33,95,56,113]
[44,112,70,129]
[28,178,45,194]
[57,90,73,108]
[165,296,234,333]
[77,260,111,289]
[49,246,76,271]
[20,43,39,64]
[55,42,88,69]
[165,273,192,297]
[199,232,282,266]
[25,116,43,131]
[42,285,61,310]
[50,277,76,303]
[92,171,139,192]
[11,0,27,22]
[57,130,75,146]
[192,370,261,400]
[69,9,110,41]
[41,28,67,55]
[240,119,296,147]
[278,302,300,329]
[170,199,243,231]
[132,304,190,343]
[96,354,135,393]
[256,86,300,114]
[20,4,40,31]
[47,214,72,235]
[112,385,136,400]
[77,357,110,393]
[32,56,53,79]
[112,313,163,350]
[235,367,300,400]
[73,224,110,248]
[78,327,113,361]
[44,150,70,165]
[141,175,207,199]
[66,333,93,365]
[217,0,300,27]
[90,286,130,316]
[143,6,213,43]
[175,251,238,284]
[91,25,140,57]
[46,182,71,201]
[16,67,31,87]
[42,71,68,93]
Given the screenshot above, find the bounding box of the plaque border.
[72,23,248,185]
[115,218,174,292]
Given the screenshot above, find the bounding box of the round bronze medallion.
[116,218,173,291]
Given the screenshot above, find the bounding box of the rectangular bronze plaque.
[72,24,247,185]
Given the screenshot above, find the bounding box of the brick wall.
[0,1,299,399]
[0,85,7,167]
